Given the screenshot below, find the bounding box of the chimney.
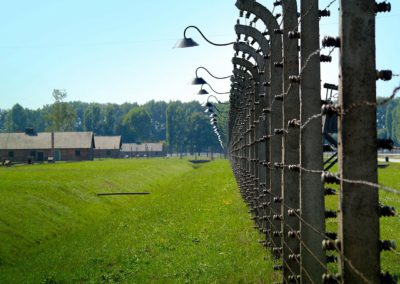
[51,132,55,157]
[25,127,36,135]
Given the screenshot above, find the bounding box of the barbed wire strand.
[246,178,374,284]
[234,156,397,282]
[282,203,374,284]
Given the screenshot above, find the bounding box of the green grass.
[324,163,400,275]
[0,159,277,283]
[1,158,398,283]
[377,163,400,275]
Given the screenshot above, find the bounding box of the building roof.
[121,143,163,152]
[94,136,122,150]
[0,132,94,150]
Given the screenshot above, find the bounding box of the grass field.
[378,163,400,275]
[325,163,400,276]
[0,159,398,283]
[0,159,278,283]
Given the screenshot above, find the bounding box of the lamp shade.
[174,37,199,48]
[198,89,209,95]
[191,77,207,85]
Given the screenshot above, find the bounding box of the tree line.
[377,96,400,146]
[2,95,398,151]
[0,93,229,153]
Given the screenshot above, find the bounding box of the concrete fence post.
[299,0,326,283]
[282,0,301,281]
[338,1,380,282]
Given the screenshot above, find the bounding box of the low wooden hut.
[94,136,122,158]
[0,129,95,163]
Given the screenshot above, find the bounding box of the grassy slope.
[325,163,400,275]
[0,159,277,283]
[377,163,400,275]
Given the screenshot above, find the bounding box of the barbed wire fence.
[228,0,398,283]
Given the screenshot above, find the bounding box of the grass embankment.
[0,159,277,283]
[325,163,400,275]
[379,163,400,275]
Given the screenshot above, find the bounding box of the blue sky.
[0,1,399,109]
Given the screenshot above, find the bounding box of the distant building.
[0,129,95,163]
[121,142,164,157]
[94,136,122,158]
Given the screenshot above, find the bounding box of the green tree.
[166,102,187,153]
[69,101,89,131]
[189,112,212,153]
[143,100,167,141]
[103,104,117,135]
[5,104,27,132]
[49,90,76,131]
[0,109,9,132]
[83,104,101,133]
[1,99,230,150]
[121,106,152,142]
[377,128,388,140]
[391,105,400,145]
[376,96,400,144]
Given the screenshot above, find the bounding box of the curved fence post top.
[233,42,266,70]
[234,24,270,57]
[232,57,259,82]
[235,0,280,47]
[232,69,255,88]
